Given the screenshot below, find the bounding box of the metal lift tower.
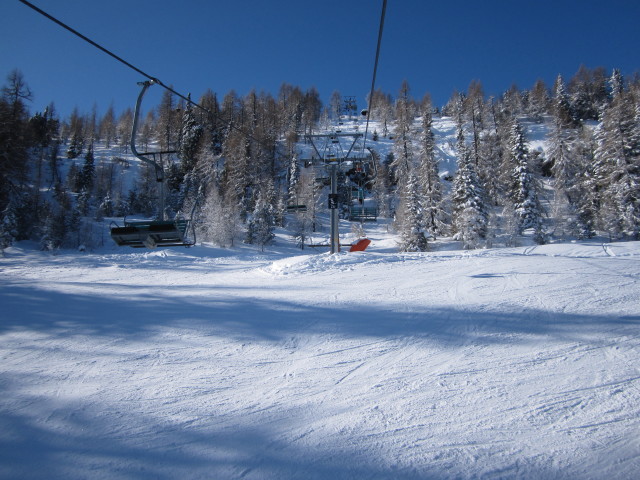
[302,132,371,254]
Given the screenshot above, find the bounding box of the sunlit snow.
[1,222,639,479]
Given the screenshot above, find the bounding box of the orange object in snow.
[349,238,371,252]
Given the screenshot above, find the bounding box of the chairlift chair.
[109,81,196,248]
[286,204,307,213]
[110,218,191,248]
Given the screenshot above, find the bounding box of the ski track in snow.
[1,239,640,479]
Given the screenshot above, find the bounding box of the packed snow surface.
[1,234,640,479]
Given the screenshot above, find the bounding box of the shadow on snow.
[1,280,638,479]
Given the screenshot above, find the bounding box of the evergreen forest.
[1,65,639,253]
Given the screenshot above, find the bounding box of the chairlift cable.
[17,0,278,155]
[362,0,387,153]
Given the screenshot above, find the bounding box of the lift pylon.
[301,131,377,253]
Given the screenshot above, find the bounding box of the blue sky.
[2,0,639,119]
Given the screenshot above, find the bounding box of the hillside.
[59,112,542,252]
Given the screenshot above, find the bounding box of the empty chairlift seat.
[110,219,191,248]
[348,206,378,222]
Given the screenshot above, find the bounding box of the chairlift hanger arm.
[130,80,166,182]
[304,132,365,163]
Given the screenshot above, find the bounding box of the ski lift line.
[18,0,157,83]
[18,0,278,158]
[362,0,387,152]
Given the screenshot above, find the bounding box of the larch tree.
[369,88,394,137]
[66,108,85,159]
[391,80,415,185]
[99,104,117,148]
[139,110,156,151]
[116,108,133,152]
[527,79,550,122]
[198,89,224,156]
[329,91,342,121]
[480,99,507,206]
[465,80,485,169]
[156,89,179,152]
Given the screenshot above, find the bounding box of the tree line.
[0,65,638,253]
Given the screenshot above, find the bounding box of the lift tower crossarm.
[304,133,364,164]
[300,132,368,254]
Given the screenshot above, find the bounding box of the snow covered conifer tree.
[78,144,95,193]
[396,170,428,252]
[507,120,545,242]
[593,71,640,239]
[553,75,575,128]
[548,75,581,238]
[222,125,252,222]
[452,110,488,249]
[465,80,485,168]
[609,69,624,100]
[568,65,608,122]
[97,192,114,219]
[0,200,19,253]
[287,153,300,203]
[0,70,32,221]
[199,179,234,248]
[566,127,598,239]
[417,95,446,237]
[369,89,394,137]
[179,98,203,175]
[246,183,276,251]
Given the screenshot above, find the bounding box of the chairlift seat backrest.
[110,219,191,248]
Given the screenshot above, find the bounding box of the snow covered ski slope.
[1,239,639,479]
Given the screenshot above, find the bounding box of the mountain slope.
[1,233,639,479]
